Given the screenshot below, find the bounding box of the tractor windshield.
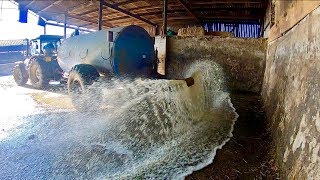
[29,38,61,56]
[41,40,60,53]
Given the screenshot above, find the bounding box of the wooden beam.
[84,9,185,23]
[107,9,186,19]
[35,0,112,28]
[176,0,200,22]
[102,1,157,26]
[128,4,182,12]
[114,0,141,6]
[76,8,98,16]
[66,1,95,13]
[25,0,37,8]
[38,0,64,13]
[105,16,131,22]
[79,22,93,27]
[46,22,93,32]
[77,8,186,21]
[192,1,263,5]
[67,14,112,27]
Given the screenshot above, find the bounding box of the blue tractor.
[13,35,63,89]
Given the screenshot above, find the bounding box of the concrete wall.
[166,36,266,93]
[262,2,320,179]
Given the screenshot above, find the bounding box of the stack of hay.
[177,27,234,38]
[177,26,205,37]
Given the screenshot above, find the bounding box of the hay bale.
[178,26,205,37]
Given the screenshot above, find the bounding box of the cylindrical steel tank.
[57,25,155,76]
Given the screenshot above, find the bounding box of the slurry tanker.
[13,25,193,110]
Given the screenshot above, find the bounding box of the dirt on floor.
[187,92,280,180]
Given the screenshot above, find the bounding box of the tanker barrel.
[57,25,155,77]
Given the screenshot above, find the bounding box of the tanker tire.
[67,64,101,111]
[29,60,50,89]
[13,63,29,86]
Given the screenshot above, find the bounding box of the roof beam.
[38,0,64,13]
[66,0,95,14]
[128,4,182,12]
[24,0,37,8]
[67,14,112,27]
[79,22,93,27]
[76,8,98,16]
[114,0,141,6]
[192,1,262,5]
[45,22,93,32]
[102,1,157,26]
[176,0,200,22]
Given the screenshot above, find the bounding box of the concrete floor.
[0,75,234,179]
[0,76,73,179]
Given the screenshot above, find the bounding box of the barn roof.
[13,0,268,30]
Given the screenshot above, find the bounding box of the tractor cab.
[29,35,62,57]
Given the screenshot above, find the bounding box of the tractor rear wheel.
[13,63,28,86]
[67,64,101,111]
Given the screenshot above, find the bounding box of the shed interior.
[10,0,320,179]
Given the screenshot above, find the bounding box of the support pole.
[98,0,104,30]
[43,25,46,35]
[64,14,67,39]
[162,0,168,36]
[26,39,29,57]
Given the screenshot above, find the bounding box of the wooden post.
[162,0,168,36]
[98,0,104,30]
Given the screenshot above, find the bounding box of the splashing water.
[0,60,238,179]
[51,60,238,179]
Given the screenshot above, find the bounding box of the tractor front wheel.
[13,63,28,86]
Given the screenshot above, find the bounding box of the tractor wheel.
[13,63,28,86]
[67,64,101,111]
[29,60,49,89]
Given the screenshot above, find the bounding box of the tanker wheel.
[29,60,49,89]
[13,63,29,86]
[67,64,101,111]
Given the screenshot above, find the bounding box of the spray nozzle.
[184,77,194,87]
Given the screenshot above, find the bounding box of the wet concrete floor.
[188,93,280,179]
[0,75,278,179]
